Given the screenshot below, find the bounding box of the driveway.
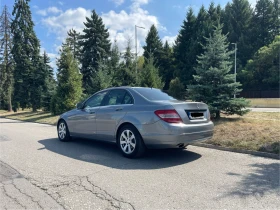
[0,118,279,209]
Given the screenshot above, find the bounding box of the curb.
[192,143,279,160]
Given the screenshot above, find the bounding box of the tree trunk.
[7,95,12,112]
[216,111,220,119]
[32,106,37,112]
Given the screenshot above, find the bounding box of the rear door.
[95,89,134,142]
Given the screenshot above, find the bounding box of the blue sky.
[2,0,257,69]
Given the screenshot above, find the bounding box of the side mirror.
[76,102,84,109]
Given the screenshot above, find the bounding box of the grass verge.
[0,110,279,154]
[206,112,280,154]
[0,110,59,125]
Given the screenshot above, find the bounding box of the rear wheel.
[117,125,146,158]
[57,120,71,142]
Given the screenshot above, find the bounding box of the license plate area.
[186,110,206,120]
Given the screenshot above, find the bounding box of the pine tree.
[51,45,83,115]
[222,0,253,67]
[42,51,56,111]
[114,40,137,87]
[11,0,43,111]
[174,8,197,86]
[79,10,111,94]
[252,0,276,51]
[188,25,249,118]
[143,24,163,65]
[65,28,81,60]
[160,41,174,90]
[0,5,13,111]
[139,56,163,89]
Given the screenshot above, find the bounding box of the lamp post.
[135,25,145,74]
[232,43,237,98]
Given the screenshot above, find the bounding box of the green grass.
[1,110,279,154]
[0,110,59,125]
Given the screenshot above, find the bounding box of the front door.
[95,89,134,142]
[68,91,108,138]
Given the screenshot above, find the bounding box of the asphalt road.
[0,118,279,210]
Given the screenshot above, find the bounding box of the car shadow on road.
[224,163,280,198]
[38,138,201,170]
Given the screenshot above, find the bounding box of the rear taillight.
[154,109,182,123]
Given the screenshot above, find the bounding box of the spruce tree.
[168,77,185,100]
[188,25,249,118]
[160,41,174,90]
[42,51,56,111]
[143,24,163,65]
[139,56,163,89]
[11,0,43,111]
[79,10,111,94]
[0,5,13,111]
[51,45,83,115]
[114,40,136,86]
[222,0,253,67]
[252,0,276,51]
[65,28,81,60]
[173,8,197,86]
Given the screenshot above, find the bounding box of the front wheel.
[57,120,71,142]
[117,125,146,158]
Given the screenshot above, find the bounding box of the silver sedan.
[57,87,214,158]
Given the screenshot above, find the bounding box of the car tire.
[117,125,146,158]
[57,120,71,142]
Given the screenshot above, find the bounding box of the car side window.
[84,91,107,108]
[102,89,126,106]
[122,92,134,104]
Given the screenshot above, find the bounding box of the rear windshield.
[133,88,175,101]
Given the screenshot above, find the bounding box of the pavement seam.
[1,184,27,209]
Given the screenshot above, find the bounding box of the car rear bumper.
[140,120,214,149]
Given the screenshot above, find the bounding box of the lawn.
[0,110,279,154]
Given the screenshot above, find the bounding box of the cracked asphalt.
[0,118,279,210]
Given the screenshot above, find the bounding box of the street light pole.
[135,25,145,74]
[232,43,237,98]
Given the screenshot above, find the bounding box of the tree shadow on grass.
[225,163,280,197]
[38,137,201,170]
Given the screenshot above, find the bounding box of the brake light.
[154,110,182,123]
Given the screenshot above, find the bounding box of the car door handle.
[115,108,123,111]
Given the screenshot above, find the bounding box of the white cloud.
[40,48,58,70]
[37,7,62,16]
[42,7,91,41]
[162,35,177,46]
[110,0,125,6]
[42,0,165,56]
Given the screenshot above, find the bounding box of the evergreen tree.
[188,25,249,118]
[139,56,163,89]
[79,10,111,94]
[51,45,83,115]
[143,24,163,65]
[168,77,185,100]
[114,40,137,86]
[65,28,81,60]
[42,51,56,111]
[251,0,276,51]
[174,8,197,86]
[222,0,253,67]
[11,0,43,111]
[0,5,13,111]
[160,41,174,90]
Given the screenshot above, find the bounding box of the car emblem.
[197,104,199,109]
